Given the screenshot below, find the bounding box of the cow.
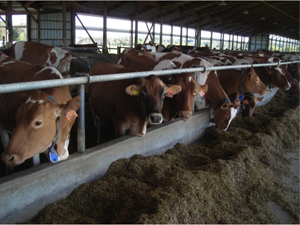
[243,56,291,91]
[279,64,300,94]
[217,59,269,97]
[160,73,208,121]
[0,59,81,166]
[2,41,72,75]
[117,48,208,121]
[88,62,182,140]
[151,52,240,131]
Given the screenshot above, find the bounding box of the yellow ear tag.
[165,89,174,98]
[66,110,78,121]
[132,90,139,96]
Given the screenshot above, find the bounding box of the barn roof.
[0,1,299,40]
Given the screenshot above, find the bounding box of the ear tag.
[66,110,78,121]
[48,148,58,163]
[132,89,139,96]
[165,90,174,98]
[243,99,249,105]
[239,95,244,101]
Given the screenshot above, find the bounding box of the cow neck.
[47,95,61,163]
[204,72,230,109]
[239,69,245,101]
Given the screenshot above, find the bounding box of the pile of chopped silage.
[31,89,299,224]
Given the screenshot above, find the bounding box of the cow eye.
[140,92,146,99]
[193,90,197,96]
[33,120,42,128]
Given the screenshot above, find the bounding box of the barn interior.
[0,1,299,224]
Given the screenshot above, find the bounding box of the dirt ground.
[31,89,299,224]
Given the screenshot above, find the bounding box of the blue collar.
[47,95,61,163]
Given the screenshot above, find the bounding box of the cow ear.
[197,84,208,96]
[125,84,140,96]
[60,96,81,120]
[164,84,181,97]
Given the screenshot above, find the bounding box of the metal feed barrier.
[0,60,298,154]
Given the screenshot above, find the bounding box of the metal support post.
[77,83,85,153]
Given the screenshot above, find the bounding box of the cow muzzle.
[148,113,163,125]
[1,151,22,166]
[179,110,192,121]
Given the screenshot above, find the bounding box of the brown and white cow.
[244,56,291,91]
[217,59,269,97]
[0,60,81,166]
[89,62,181,138]
[151,52,240,131]
[118,48,208,121]
[2,41,72,75]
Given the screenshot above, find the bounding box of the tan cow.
[0,60,81,166]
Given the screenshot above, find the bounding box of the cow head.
[213,100,239,131]
[255,57,291,90]
[165,73,208,121]
[125,75,181,125]
[1,90,81,166]
[242,67,269,95]
[242,93,257,117]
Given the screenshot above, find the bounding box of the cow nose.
[179,111,192,121]
[1,151,15,164]
[148,113,163,125]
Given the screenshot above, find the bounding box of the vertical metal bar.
[77,83,85,153]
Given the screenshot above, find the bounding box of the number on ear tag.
[48,149,58,163]
[66,110,78,121]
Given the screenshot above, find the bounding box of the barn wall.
[30,12,72,46]
[0,109,211,224]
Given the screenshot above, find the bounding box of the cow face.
[243,68,269,95]
[125,75,181,125]
[173,74,208,121]
[1,90,81,166]
[266,66,291,90]
[213,101,239,131]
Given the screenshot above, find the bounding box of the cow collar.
[47,95,61,163]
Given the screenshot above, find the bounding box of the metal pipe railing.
[0,60,299,153]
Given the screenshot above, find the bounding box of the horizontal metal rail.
[0,61,299,94]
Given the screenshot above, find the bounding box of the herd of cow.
[0,41,298,175]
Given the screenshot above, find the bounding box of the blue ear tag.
[48,148,58,163]
[239,95,244,101]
